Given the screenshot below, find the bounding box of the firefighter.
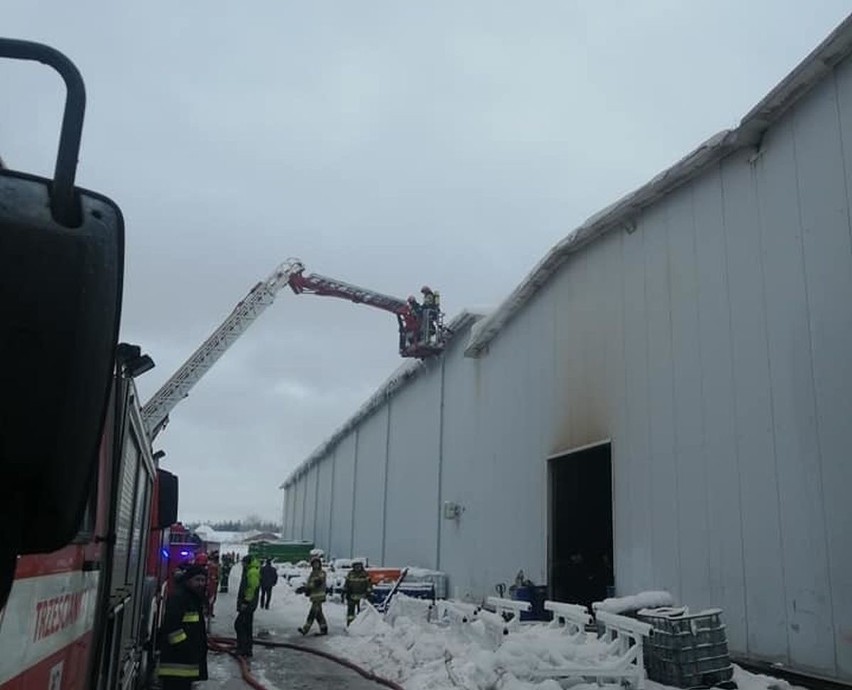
[219,553,233,593]
[407,294,422,317]
[420,286,440,343]
[234,555,260,657]
[206,551,220,617]
[399,296,422,353]
[190,552,212,623]
[298,556,328,636]
[343,559,372,626]
[421,286,437,308]
[259,558,278,610]
[157,563,208,689]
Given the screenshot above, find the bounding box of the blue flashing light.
[161,548,169,560]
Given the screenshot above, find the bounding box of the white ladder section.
[141,260,302,438]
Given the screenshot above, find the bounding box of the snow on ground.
[212,566,810,690]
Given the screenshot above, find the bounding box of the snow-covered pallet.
[385,593,434,624]
[545,600,592,641]
[533,606,654,689]
[486,597,530,623]
[435,600,481,625]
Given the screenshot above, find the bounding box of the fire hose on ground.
[208,635,406,690]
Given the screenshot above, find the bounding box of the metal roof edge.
[463,11,852,359]
[279,310,484,489]
[740,12,852,137]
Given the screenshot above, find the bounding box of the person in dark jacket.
[219,554,233,593]
[259,559,278,610]
[234,555,260,657]
[343,560,372,626]
[157,564,208,689]
[298,556,328,635]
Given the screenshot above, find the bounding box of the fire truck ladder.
[141,260,302,439]
[141,260,446,440]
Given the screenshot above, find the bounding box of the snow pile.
[325,596,631,690]
[210,574,812,690]
[730,665,809,690]
[592,591,674,614]
[322,599,812,690]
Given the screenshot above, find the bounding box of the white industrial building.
[282,16,852,683]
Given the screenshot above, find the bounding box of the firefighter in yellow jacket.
[157,563,208,689]
[343,559,372,626]
[298,556,328,635]
[234,555,260,657]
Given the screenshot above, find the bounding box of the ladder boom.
[286,266,448,359]
[141,259,302,438]
[287,270,409,314]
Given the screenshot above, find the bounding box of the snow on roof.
[280,310,484,488]
[464,11,852,358]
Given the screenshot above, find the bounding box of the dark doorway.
[549,442,614,608]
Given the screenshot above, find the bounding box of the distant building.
[281,14,852,684]
[193,525,262,546]
[243,532,282,543]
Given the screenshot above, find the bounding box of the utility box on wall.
[443,501,462,520]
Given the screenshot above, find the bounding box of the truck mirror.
[0,39,124,607]
[157,469,180,529]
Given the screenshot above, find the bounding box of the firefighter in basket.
[343,559,372,626]
[420,286,440,343]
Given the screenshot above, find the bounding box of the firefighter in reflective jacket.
[157,564,208,689]
[298,556,328,635]
[420,286,440,343]
[235,555,260,657]
[343,560,372,626]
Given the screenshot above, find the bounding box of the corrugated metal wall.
[384,363,442,567]
[330,434,356,558]
[350,406,388,562]
[281,56,852,680]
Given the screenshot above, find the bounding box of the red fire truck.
[0,344,179,690]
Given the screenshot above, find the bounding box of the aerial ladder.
[141,259,447,439]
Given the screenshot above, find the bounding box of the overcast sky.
[3,1,850,524]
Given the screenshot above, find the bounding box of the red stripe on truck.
[14,546,85,580]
